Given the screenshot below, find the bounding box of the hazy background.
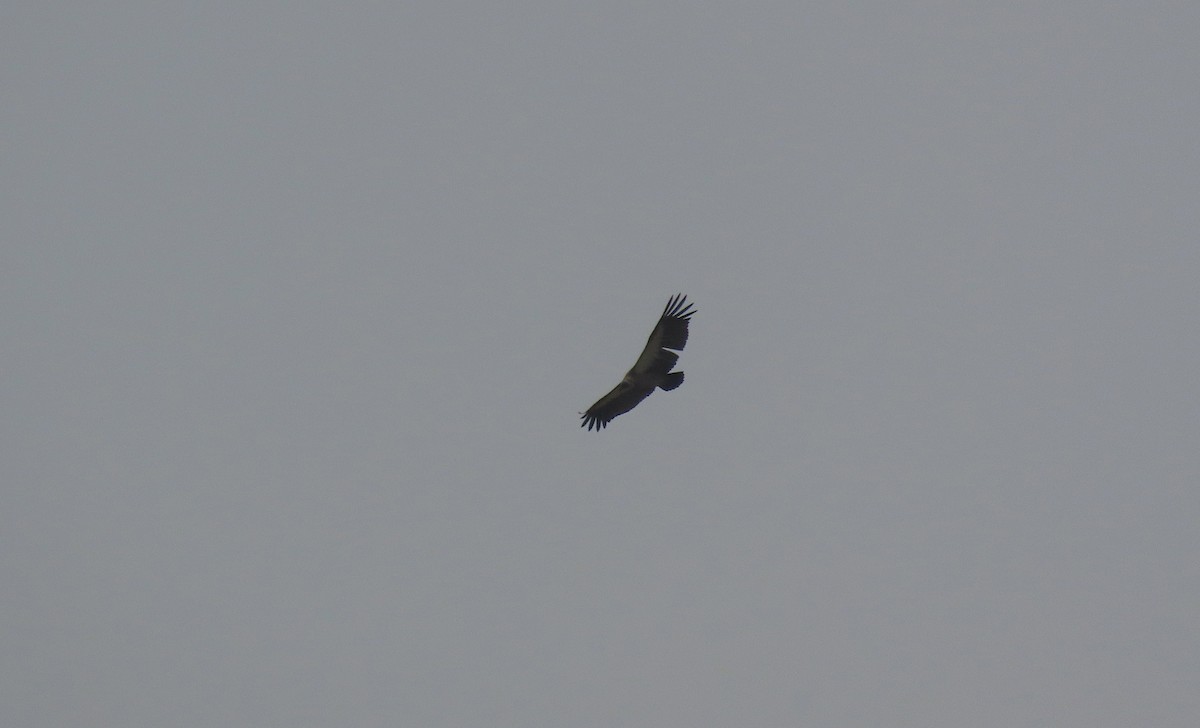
[4,3,1198,726]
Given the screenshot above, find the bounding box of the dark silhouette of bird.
[580,294,695,431]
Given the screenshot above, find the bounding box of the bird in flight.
[580,294,696,431]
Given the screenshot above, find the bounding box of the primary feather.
[580,294,696,431]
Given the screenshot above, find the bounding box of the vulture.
[580,293,696,431]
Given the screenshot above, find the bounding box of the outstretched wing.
[629,293,695,376]
[580,380,655,431]
[579,294,697,431]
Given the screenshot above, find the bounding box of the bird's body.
[580,294,695,431]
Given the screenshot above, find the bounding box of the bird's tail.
[659,372,684,391]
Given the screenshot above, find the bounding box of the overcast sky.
[4,3,1199,727]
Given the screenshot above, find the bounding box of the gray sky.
[4,3,1199,726]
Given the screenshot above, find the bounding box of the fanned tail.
[659,372,684,391]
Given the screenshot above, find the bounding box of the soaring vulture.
[580,294,696,431]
